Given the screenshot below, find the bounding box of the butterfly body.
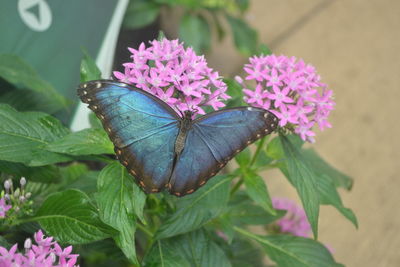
[174,111,193,156]
[78,80,278,196]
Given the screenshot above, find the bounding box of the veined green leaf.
[243,172,275,215]
[226,15,258,55]
[35,189,117,244]
[0,160,60,183]
[45,128,114,156]
[302,148,353,190]
[235,227,343,267]
[155,175,231,239]
[280,134,319,238]
[123,0,160,29]
[235,147,251,167]
[145,230,231,267]
[179,13,211,53]
[271,135,357,228]
[318,174,358,228]
[96,162,145,264]
[0,54,70,113]
[0,104,72,166]
[80,49,101,82]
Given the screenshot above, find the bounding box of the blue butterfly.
[78,80,278,196]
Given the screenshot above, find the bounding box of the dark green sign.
[0,0,119,101]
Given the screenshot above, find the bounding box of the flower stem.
[230,178,244,196]
[249,136,267,167]
[230,136,268,196]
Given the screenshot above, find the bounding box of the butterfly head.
[183,110,195,120]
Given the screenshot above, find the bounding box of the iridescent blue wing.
[169,107,278,196]
[78,80,180,193]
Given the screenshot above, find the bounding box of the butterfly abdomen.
[174,113,193,156]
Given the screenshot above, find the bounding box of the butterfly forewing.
[169,107,278,196]
[78,80,180,193]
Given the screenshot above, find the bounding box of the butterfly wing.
[169,107,278,196]
[77,80,180,193]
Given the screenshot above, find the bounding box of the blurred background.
[1,0,398,266]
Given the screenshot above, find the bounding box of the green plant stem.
[137,223,153,238]
[249,136,267,167]
[230,136,268,196]
[230,178,244,196]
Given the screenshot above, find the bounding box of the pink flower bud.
[24,238,32,249]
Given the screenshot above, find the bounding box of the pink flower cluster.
[114,38,230,116]
[0,230,79,267]
[272,198,311,237]
[0,197,11,218]
[237,54,335,142]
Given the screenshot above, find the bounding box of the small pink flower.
[272,198,311,237]
[272,105,298,127]
[265,68,284,87]
[243,83,268,107]
[239,54,335,142]
[114,38,230,117]
[267,86,294,108]
[0,230,80,266]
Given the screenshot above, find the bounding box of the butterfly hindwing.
[169,107,278,196]
[78,80,180,193]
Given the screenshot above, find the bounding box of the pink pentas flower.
[238,54,335,142]
[0,230,80,267]
[0,197,12,218]
[272,198,311,237]
[114,38,230,117]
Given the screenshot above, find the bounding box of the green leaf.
[222,237,267,267]
[80,49,101,82]
[132,181,147,224]
[269,137,357,228]
[253,150,273,169]
[258,43,272,55]
[280,134,319,238]
[145,230,231,267]
[0,236,11,249]
[88,112,103,129]
[223,78,245,108]
[0,160,60,183]
[0,54,70,113]
[235,147,251,167]
[96,162,142,264]
[123,0,160,29]
[234,0,250,12]
[0,89,65,114]
[35,189,117,244]
[226,15,258,55]
[243,172,276,215]
[63,171,98,197]
[318,174,358,228]
[266,135,304,160]
[235,227,343,267]
[227,192,285,225]
[0,104,72,166]
[59,163,89,183]
[45,128,114,156]
[155,175,231,239]
[179,13,211,53]
[302,148,353,190]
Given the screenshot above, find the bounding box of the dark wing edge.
[77,79,181,120]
